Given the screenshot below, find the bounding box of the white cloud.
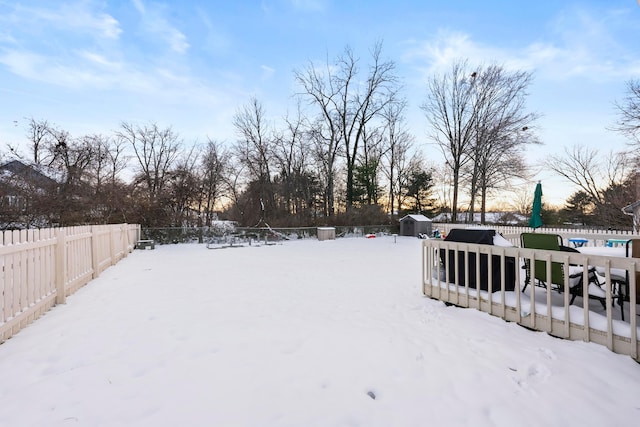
[131,0,146,15]
[195,7,231,54]
[260,65,275,81]
[166,28,190,54]
[133,0,190,54]
[0,49,114,88]
[94,13,122,40]
[403,19,640,84]
[402,30,515,77]
[79,51,123,71]
[5,2,123,41]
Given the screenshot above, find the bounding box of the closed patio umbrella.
[529,181,543,229]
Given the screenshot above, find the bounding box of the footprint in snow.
[538,347,557,360]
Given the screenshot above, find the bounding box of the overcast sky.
[1,0,639,206]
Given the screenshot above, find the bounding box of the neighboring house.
[0,159,56,187]
[622,200,640,232]
[431,211,528,225]
[0,159,58,227]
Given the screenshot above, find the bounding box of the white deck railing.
[422,239,640,361]
[433,223,639,246]
[0,223,140,343]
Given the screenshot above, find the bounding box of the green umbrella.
[529,181,543,229]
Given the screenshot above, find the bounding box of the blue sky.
[1,0,639,206]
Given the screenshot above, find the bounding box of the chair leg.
[617,282,626,321]
[522,262,530,293]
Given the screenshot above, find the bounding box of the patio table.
[606,238,630,247]
[578,245,630,320]
[568,237,589,247]
[577,246,626,257]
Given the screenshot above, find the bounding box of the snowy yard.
[0,236,639,427]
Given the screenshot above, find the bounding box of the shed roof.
[400,214,431,222]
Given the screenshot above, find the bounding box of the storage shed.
[317,227,336,241]
[399,214,432,237]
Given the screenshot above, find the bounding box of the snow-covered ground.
[0,236,639,427]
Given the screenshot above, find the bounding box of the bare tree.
[83,134,129,223]
[196,139,229,226]
[43,127,96,224]
[99,135,129,223]
[613,79,640,146]
[354,125,385,206]
[380,98,414,217]
[340,43,398,210]
[6,118,53,166]
[506,184,535,217]
[272,105,321,224]
[424,60,539,223]
[222,156,250,224]
[116,122,181,226]
[430,163,454,218]
[232,97,275,225]
[165,146,200,227]
[422,59,477,222]
[295,57,343,217]
[464,64,539,223]
[296,42,399,214]
[548,145,633,227]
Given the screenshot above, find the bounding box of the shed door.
[405,220,414,236]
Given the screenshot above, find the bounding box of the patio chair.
[521,233,606,309]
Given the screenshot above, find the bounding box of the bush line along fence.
[140,223,639,245]
[140,225,398,244]
[0,223,140,343]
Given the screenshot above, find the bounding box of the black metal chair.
[521,233,605,309]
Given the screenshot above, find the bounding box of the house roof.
[0,159,57,187]
[622,200,640,215]
[400,214,431,222]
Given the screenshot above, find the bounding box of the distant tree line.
[1,46,638,230]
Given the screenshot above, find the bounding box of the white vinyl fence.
[0,224,140,343]
[422,238,640,361]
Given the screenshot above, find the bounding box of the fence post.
[91,225,99,279]
[55,228,66,304]
[123,223,130,255]
[121,224,128,257]
[108,225,115,266]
